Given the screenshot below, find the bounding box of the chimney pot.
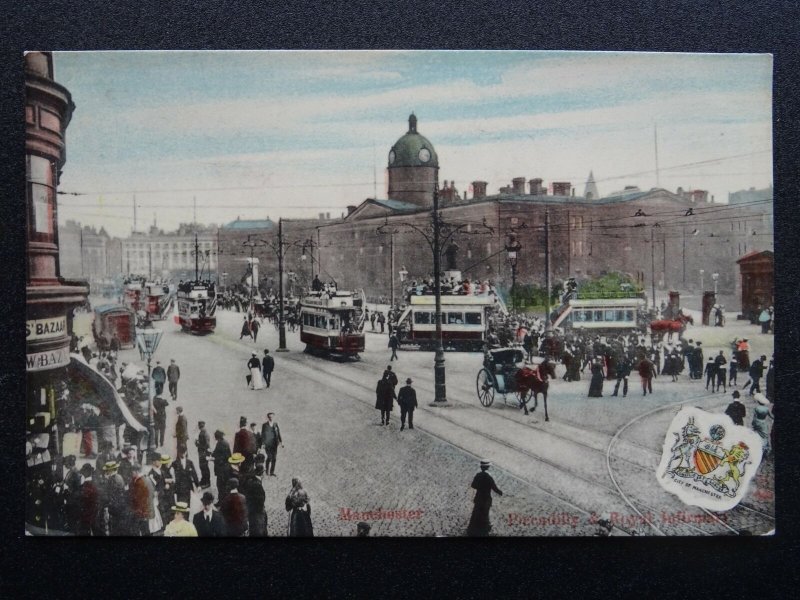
[512,177,526,195]
[472,181,488,199]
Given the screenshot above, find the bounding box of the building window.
[26,155,55,237]
[39,109,61,134]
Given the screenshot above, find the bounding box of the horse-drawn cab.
[476,348,556,420]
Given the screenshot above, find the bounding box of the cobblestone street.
[98,307,775,536]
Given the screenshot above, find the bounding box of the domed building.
[387,113,439,208]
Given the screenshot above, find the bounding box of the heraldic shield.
[656,407,764,512]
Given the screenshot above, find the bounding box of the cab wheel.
[477,368,495,407]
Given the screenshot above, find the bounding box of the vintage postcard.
[24,50,774,536]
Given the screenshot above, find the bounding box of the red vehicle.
[299,288,365,358]
[92,304,136,350]
[143,282,175,321]
[122,278,144,313]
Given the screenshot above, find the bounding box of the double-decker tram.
[122,275,145,312]
[394,271,507,351]
[552,297,648,335]
[143,282,175,321]
[299,287,366,358]
[176,234,217,334]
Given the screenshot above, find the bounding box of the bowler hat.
[80,463,94,476]
[406,378,413,384]
[201,491,214,504]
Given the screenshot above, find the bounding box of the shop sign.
[26,316,67,341]
[26,346,70,372]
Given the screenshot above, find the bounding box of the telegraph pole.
[277,218,288,352]
[544,207,552,332]
[651,226,656,309]
[390,232,395,308]
[430,184,448,405]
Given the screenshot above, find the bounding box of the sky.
[50,50,773,238]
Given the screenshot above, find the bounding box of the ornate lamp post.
[505,232,522,311]
[242,235,268,313]
[135,328,163,451]
[712,272,719,296]
[399,265,408,295]
[700,269,705,293]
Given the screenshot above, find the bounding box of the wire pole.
[390,232,395,308]
[431,184,448,405]
[651,226,656,309]
[277,218,288,351]
[544,207,551,332]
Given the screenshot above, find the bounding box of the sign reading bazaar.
[25,317,67,341]
[26,347,70,372]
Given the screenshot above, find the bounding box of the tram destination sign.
[26,316,67,342]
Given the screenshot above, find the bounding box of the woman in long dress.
[286,478,313,537]
[247,353,264,390]
[587,358,605,397]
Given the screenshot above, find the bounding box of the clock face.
[418,148,431,163]
[388,150,395,165]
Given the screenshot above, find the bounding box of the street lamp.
[505,232,522,311]
[287,271,296,298]
[135,328,164,451]
[712,272,719,295]
[399,265,408,297]
[431,186,448,405]
[242,235,268,312]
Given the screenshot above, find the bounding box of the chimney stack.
[472,181,487,199]
[529,178,544,195]
[552,181,571,196]
[512,177,526,195]
[346,205,357,216]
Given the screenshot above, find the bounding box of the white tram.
[176,281,217,333]
[394,293,505,351]
[552,297,648,334]
[299,288,366,357]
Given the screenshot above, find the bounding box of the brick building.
[306,114,772,308]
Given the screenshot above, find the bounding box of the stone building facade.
[307,115,773,308]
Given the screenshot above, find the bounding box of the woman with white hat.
[163,501,198,537]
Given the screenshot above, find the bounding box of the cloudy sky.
[51,50,773,238]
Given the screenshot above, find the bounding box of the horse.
[515,359,557,421]
[650,313,694,343]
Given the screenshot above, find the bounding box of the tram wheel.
[477,368,495,407]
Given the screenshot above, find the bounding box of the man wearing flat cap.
[164,501,198,537]
[397,378,418,431]
[102,461,127,535]
[195,421,212,488]
[212,430,231,499]
[466,459,503,537]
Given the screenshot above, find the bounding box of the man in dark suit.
[397,378,418,431]
[195,421,211,488]
[262,349,275,388]
[192,491,225,537]
[211,430,232,498]
[260,413,283,477]
[151,361,167,396]
[171,448,199,504]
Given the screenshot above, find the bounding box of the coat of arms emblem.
[657,407,763,511]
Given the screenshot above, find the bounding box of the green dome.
[388,114,439,168]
